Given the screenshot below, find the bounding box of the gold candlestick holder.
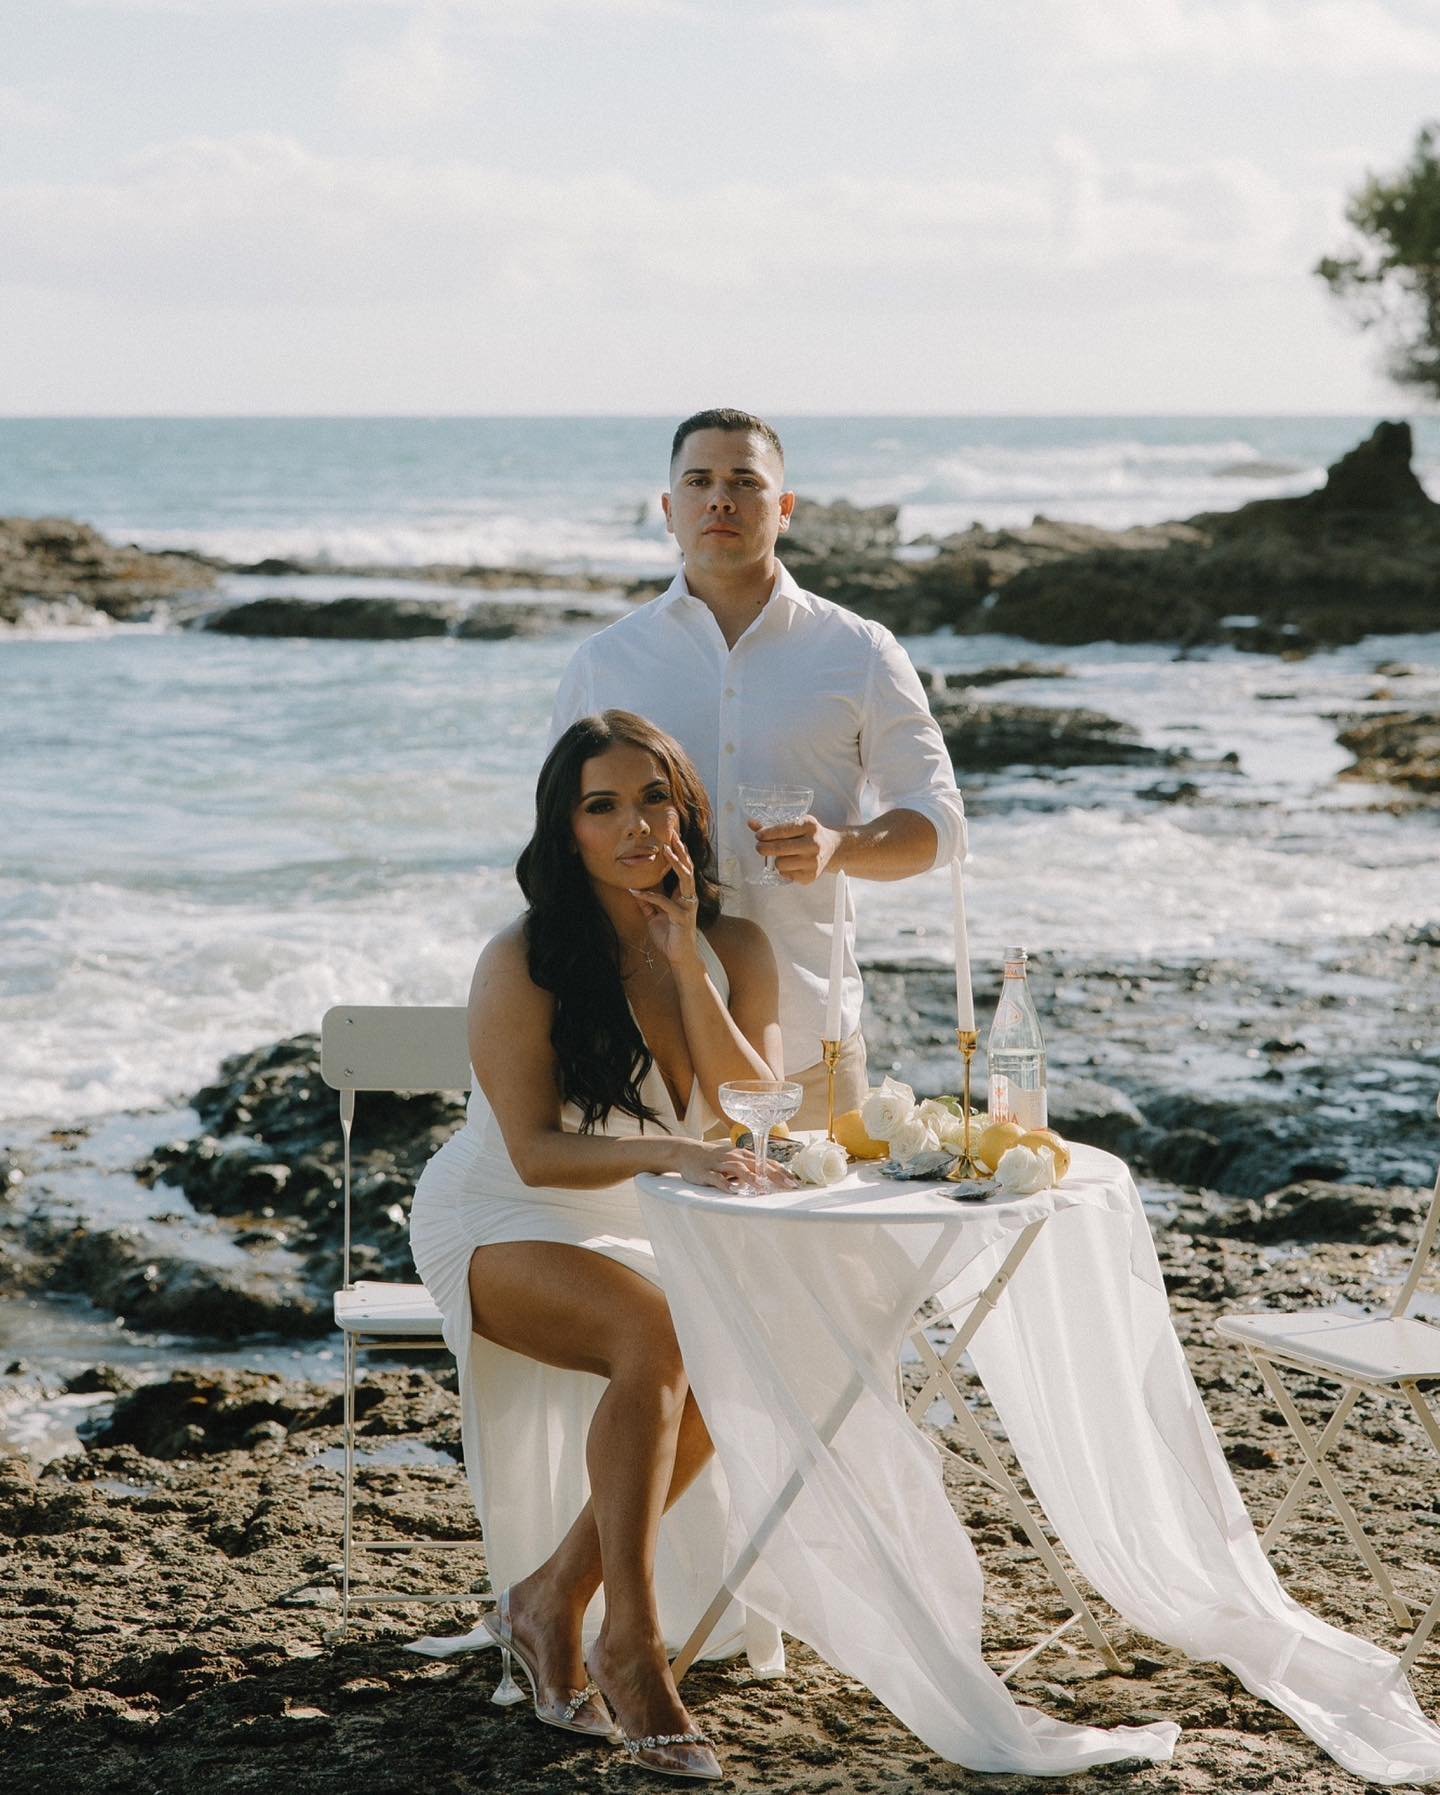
[820,1038,843,1142]
[945,1028,986,1182]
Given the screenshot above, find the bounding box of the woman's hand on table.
[670,1139,798,1196]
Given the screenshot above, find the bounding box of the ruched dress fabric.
[408,934,783,1673]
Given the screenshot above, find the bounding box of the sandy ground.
[2,1219,1437,1795]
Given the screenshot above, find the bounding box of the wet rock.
[931,694,1190,771]
[94,1370,334,1459]
[62,1366,137,1397]
[1047,1080,1148,1155]
[936,662,1072,690]
[0,516,217,626]
[34,1220,326,1339]
[785,495,901,560]
[205,595,458,638]
[983,423,1440,649]
[134,1036,463,1287]
[1336,710,1440,793]
[1174,1180,1430,1247]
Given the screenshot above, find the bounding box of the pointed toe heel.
[618,1729,724,1782]
[482,1588,617,1741]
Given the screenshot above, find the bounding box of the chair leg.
[1257,1380,1361,1549]
[1401,1585,1440,1673]
[1249,1356,1414,1628]
[325,1330,358,1646]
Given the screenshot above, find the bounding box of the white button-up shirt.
[548,561,967,1074]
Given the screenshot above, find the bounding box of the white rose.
[917,1098,966,1149]
[792,1139,849,1187]
[889,1113,941,1165]
[860,1076,916,1142]
[993,1144,1056,1196]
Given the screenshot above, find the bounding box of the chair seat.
[1216,1306,1440,1382]
[335,1280,446,1336]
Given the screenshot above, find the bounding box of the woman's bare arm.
[469,923,758,1190]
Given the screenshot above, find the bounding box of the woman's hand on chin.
[669,1139,797,1196]
[628,836,705,971]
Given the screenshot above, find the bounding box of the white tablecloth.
[636,1144,1440,1782]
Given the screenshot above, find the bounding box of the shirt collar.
[660,558,812,617]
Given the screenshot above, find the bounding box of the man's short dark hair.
[670,409,785,472]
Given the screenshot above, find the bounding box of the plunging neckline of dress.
[624,933,726,1130]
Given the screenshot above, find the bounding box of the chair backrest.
[320,1005,472,1288]
[321,1004,472,1094]
[1391,1090,1440,1320]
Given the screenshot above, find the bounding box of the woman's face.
[572,742,682,895]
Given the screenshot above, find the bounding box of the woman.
[410,710,793,1783]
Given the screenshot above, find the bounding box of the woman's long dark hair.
[516,710,723,1132]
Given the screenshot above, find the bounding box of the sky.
[2,0,1439,415]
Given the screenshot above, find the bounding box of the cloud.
[0,84,65,129]
[1048,0,1440,75]
[336,9,474,124]
[0,130,1316,316]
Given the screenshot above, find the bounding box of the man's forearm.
[830,808,938,881]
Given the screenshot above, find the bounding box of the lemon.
[975,1119,1026,1174]
[1019,1128,1072,1181]
[832,1109,889,1161]
[730,1120,790,1147]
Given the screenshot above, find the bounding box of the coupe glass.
[737,783,813,887]
[718,1078,804,1192]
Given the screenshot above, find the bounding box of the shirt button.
[723,801,735,814]
[724,687,736,699]
[724,742,735,754]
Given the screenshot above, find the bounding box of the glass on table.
[717,1079,804,1192]
[737,783,813,887]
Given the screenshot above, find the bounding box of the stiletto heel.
[491,1641,525,1707]
[481,1587,616,1741]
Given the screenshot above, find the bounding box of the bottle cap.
[1003,946,1027,963]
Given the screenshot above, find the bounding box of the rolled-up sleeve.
[546,641,596,750]
[859,625,968,869]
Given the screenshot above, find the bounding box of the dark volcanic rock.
[984,422,1440,650]
[931,662,1072,690]
[136,1035,464,1286]
[1336,710,1440,792]
[930,694,1197,771]
[785,495,901,560]
[205,594,608,640]
[205,596,458,638]
[33,1220,327,1338]
[0,516,217,626]
[1174,1180,1430,1247]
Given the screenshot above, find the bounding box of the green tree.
[1317,123,1440,399]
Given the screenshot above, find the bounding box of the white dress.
[408,933,782,1671]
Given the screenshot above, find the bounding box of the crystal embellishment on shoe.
[560,1683,604,1725]
[623,1731,710,1754]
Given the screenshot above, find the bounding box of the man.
[549,407,966,1127]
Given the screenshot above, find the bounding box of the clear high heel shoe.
[483,1587,617,1741]
[587,1660,724,1782]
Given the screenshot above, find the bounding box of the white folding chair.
[1215,1091,1440,1670]
[319,1003,481,1642]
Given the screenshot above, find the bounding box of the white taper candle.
[951,858,975,1032]
[824,870,847,1041]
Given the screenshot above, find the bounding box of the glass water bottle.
[986,947,1048,1129]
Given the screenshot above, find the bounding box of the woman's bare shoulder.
[705,913,777,972]
[471,918,543,1003]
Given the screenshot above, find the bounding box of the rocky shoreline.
[3,928,1438,1788]
[5,421,1438,656]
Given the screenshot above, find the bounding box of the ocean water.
[5,413,1440,573]
[3,414,1439,1135]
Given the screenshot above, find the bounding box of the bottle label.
[1010,1086,1048,1130]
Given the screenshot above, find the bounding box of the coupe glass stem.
[754,1125,771,1190]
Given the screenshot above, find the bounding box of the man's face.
[662,428,794,577]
